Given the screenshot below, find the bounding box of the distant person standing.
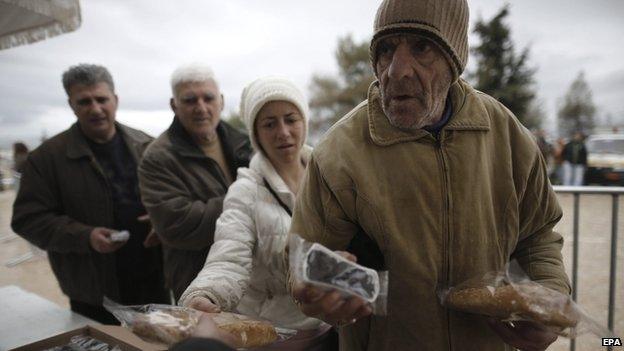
[550,138,566,185]
[562,131,588,186]
[12,142,29,190]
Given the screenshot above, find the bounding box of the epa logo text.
[602,338,622,346]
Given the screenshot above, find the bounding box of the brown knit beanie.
[370,0,469,82]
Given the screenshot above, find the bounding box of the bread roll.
[211,312,278,348]
[446,283,579,329]
[131,309,195,344]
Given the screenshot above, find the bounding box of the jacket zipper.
[436,132,453,351]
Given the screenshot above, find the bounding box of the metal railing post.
[607,195,619,351]
[570,193,580,351]
[551,186,624,351]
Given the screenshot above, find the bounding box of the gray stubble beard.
[380,76,452,131]
[380,92,438,131]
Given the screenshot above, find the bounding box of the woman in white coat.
[178,77,334,350]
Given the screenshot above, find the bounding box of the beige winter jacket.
[290,79,570,351]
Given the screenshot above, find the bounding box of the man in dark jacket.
[138,63,252,300]
[562,131,588,185]
[11,64,168,323]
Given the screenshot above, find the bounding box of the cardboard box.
[11,325,167,351]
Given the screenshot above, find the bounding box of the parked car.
[585,134,624,186]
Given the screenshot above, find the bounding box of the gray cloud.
[1,0,622,149]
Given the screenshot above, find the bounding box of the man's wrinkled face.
[68,82,118,143]
[171,80,223,143]
[375,33,453,130]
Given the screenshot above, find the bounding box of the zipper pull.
[437,131,446,147]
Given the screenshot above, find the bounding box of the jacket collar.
[65,122,151,161]
[250,144,313,210]
[167,116,252,174]
[368,79,490,146]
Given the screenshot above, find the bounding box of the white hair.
[170,63,219,96]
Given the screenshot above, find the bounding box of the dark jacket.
[562,140,588,165]
[11,122,154,305]
[138,118,252,299]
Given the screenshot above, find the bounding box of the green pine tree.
[557,71,596,137]
[470,6,542,129]
[308,35,374,139]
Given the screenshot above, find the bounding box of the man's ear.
[220,94,224,111]
[68,98,78,116]
[170,97,177,113]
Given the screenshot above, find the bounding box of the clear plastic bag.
[103,297,200,345]
[289,234,388,315]
[438,260,617,338]
[103,298,295,349]
[43,335,121,351]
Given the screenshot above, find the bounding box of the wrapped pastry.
[445,283,579,329]
[439,261,616,339]
[303,243,380,302]
[289,235,389,315]
[104,297,288,348]
[131,309,197,344]
[210,312,279,348]
[103,297,200,345]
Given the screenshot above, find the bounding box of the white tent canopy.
[0,0,81,50]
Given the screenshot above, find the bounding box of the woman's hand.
[188,296,221,313]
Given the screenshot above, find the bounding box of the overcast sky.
[1,0,623,149]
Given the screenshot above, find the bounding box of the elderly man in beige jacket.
[290,0,570,350]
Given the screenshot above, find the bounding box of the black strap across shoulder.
[263,178,292,217]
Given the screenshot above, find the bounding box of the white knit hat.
[240,76,309,152]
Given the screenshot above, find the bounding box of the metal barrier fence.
[553,186,623,351]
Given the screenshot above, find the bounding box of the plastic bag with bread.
[103,298,289,348]
[103,297,200,345]
[439,261,615,339]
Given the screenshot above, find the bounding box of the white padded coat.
[178,146,322,330]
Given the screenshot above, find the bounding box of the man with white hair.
[290,0,570,350]
[139,64,252,300]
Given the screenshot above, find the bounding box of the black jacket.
[12,122,154,305]
[563,140,588,165]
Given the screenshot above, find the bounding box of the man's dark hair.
[62,64,115,95]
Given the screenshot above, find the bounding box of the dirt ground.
[0,189,621,350]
